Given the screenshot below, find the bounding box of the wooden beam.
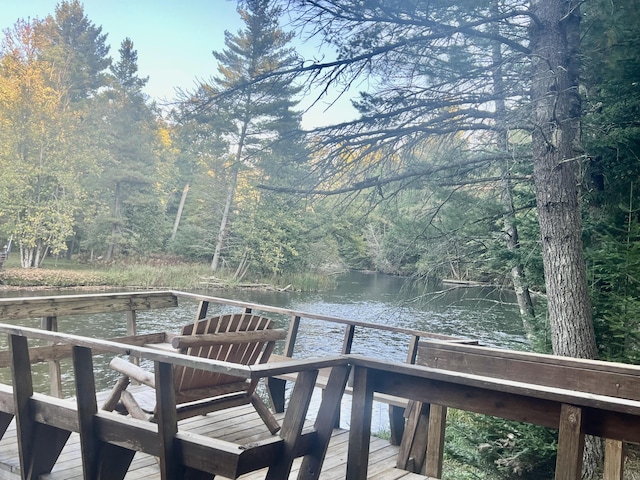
[299,364,350,480]
[418,340,640,399]
[0,333,168,367]
[42,315,62,397]
[603,439,624,480]
[155,360,181,480]
[10,334,35,479]
[396,401,429,472]
[425,404,447,478]
[10,334,71,479]
[346,366,374,480]
[266,369,318,479]
[74,346,99,479]
[555,404,585,480]
[0,291,177,320]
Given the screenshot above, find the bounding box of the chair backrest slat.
[173,313,277,399]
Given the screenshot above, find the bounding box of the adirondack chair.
[105,313,286,434]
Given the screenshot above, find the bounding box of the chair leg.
[250,394,281,435]
[102,375,130,412]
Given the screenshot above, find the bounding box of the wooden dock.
[0,387,429,480]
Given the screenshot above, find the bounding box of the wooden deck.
[0,387,429,480]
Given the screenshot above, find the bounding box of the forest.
[0,0,639,476]
[1,1,639,368]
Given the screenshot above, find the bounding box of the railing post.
[555,404,585,480]
[41,316,62,397]
[346,365,374,480]
[10,333,71,479]
[155,360,181,480]
[126,310,137,336]
[267,314,301,413]
[604,439,625,480]
[425,404,447,478]
[10,334,35,479]
[73,346,99,479]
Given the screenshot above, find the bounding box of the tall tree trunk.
[210,166,239,272]
[171,183,190,241]
[530,0,596,359]
[106,182,122,261]
[491,16,536,328]
[530,0,600,477]
[211,119,249,274]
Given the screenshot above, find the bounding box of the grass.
[0,255,336,292]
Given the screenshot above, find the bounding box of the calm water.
[0,272,532,397]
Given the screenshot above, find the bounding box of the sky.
[1,0,357,128]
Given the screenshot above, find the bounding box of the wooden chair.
[105,313,286,434]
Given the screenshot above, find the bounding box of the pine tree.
[88,38,164,259]
[190,0,301,273]
[37,0,111,102]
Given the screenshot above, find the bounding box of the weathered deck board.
[0,386,429,480]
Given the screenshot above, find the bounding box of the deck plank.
[0,386,428,480]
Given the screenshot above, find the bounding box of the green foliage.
[445,410,557,480]
[585,217,640,363]
[581,0,640,363]
[37,0,111,102]
[0,18,92,267]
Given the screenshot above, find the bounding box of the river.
[0,272,534,403]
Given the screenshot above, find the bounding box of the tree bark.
[171,183,189,241]
[106,182,122,261]
[530,0,596,359]
[210,117,249,274]
[210,166,238,272]
[491,16,536,329]
[530,1,600,477]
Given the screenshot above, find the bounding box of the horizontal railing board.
[350,356,640,420]
[172,290,460,342]
[351,360,640,445]
[0,291,178,320]
[0,333,168,367]
[417,340,640,400]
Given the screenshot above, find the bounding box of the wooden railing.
[345,354,640,480]
[0,290,461,441]
[0,322,350,480]
[1,291,638,479]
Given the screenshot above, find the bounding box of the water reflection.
[0,272,532,396]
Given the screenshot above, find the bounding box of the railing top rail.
[348,355,640,417]
[0,289,464,343]
[0,290,175,304]
[171,290,461,342]
[0,290,178,320]
[0,322,347,379]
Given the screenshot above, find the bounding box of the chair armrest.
[171,329,287,349]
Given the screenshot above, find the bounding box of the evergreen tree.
[37,0,111,102]
[188,0,302,273]
[582,0,640,363]
[86,38,165,259]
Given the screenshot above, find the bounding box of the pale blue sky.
[1,0,357,127]
[2,0,243,103]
